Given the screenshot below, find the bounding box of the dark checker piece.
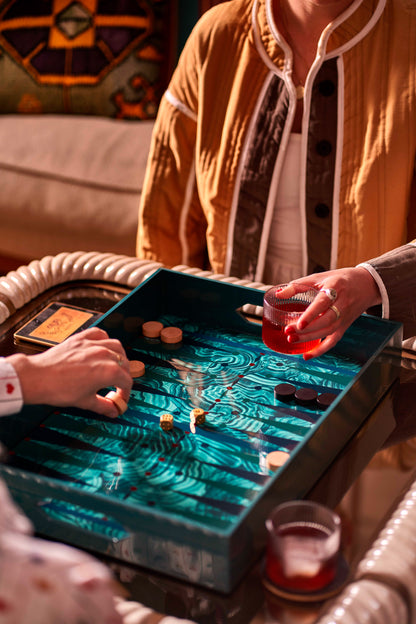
[274,383,296,402]
[294,387,318,406]
[317,392,338,409]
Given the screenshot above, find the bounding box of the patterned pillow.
[0,0,175,120]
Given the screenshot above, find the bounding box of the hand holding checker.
[8,327,132,419]
[105,321,182,417]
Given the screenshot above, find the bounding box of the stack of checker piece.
[265,383,338,472]
[105,319,183,419]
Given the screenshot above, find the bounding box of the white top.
[263,133,303,285]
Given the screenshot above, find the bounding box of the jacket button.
[316,140,332,156]
[319,80,335,97]
[315,203,330,218]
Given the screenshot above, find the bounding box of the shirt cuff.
[356,262,390,318]
[0,359,24,416]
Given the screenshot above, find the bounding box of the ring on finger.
[330,304,341,320]
[117,355,124,367]
[320,287,338,302]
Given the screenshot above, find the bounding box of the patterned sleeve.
[0,358,23,416]
[0,477,197,623]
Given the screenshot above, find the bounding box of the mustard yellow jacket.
[138,0,416,282]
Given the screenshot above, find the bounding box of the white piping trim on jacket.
[253,0,286,79]
[165,89,198,123]
[357,262,390,318]
[298,145,308,276]
[226,0,298,279]
[266,0,316,278]
[262,0,386,79]
[299,94,312,276]
[324,0,387,59]
[164,89,197,266]
[178,159,196,266]
[225,71,277,276]
[256,114,295,283]
[330,56,345,270]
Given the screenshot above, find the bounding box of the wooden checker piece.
[142,320,164,338]
[129,360,145,378]
[160,326,183,344]
[105,390,128,416]
[266,451,290,472]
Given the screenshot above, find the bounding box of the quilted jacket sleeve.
[358,242,416,340]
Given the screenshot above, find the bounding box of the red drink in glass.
[265,501,341,593]
[262,302,321,354]
[265,522,338,591]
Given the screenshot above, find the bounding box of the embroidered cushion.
[0,0,174,119]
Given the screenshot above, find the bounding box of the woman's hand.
[8,327,132,418]
[280,266,382,359]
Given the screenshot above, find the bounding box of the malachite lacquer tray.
[0,269,402,592]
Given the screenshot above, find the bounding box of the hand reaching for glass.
[268,266,382,360]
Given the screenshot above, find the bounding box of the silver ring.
[330,305,341,320]
[320,287,338,302]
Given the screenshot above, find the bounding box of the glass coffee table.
[0,261,415,623]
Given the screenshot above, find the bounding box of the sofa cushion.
[0,114,154,260]
[0,0,175,120]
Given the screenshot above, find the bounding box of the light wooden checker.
[129,360,145,378]
[105,390,128,416]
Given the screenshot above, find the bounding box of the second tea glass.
[265,500,341,593]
